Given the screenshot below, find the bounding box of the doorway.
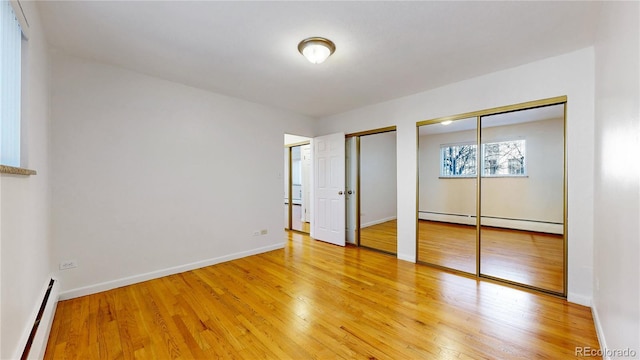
[284,134,312,233]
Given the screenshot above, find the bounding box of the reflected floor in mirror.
[45,231,595,359]
[418,220,477,274]
[418,220,564,293]
[481,225,564,293]
[360,219,397,254]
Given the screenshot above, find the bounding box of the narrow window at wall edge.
[0,0,24,167]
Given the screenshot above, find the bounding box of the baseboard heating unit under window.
[20,278,59,360]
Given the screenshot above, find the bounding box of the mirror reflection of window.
[482,140,526,176]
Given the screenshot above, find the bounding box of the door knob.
[338,191,343,195]
[347,190,353,195]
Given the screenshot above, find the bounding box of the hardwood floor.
[359,219,397,254]
[418,220,564,293]
[45,231,597,359]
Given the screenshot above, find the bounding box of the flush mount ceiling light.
[298,37,336,64]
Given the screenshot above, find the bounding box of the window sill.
[0,165,37,176]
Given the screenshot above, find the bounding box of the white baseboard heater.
[20,278,59,360]
[418,211,563,234]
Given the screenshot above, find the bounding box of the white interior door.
[313,132,345,246]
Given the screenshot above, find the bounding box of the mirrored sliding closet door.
[418,117,478,274]
[358,131,398,254]
[479,104,565,293]
[417,98,566,296]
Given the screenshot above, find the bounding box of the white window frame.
[439,139,527,178]
[481,139,527,177]
[439,142,477,178]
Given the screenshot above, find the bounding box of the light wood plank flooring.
[418,220,564,293]
[359,219,397,254]
[45,231,597,359]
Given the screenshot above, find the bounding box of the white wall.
[593,1,639,356]
[0,2,52,358]
[419,118,564,228]
[50,52,315,297]
[315,48,595,305]
[284,134,311,145]
[360,131,397,227]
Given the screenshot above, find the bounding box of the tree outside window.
[440,140,526,178]
[440,144,477,177]
[482,140,526,176]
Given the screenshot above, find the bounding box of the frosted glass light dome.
[298,37,336,64]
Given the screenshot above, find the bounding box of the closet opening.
[417,96,567,296]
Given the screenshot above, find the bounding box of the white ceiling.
[37,1,600,118]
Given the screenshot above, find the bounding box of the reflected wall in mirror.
[358,131,398,254]
[418,118,477,274]
[479,104,565,293]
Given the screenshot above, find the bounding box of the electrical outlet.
[260,229,268,235]
[253,230,260,236]
[59,260,78,270]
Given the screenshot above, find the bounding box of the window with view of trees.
[482,140,526,176]
[440,140,526,178]
[440,143,477,177]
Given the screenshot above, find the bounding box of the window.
[0,0,22,167]
[482,140,526,176]
[440,143,477,177]
[440,139,526,178]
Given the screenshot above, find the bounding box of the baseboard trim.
[567,292,591,307]
[59,243,285,300]
[591,303,609,359]
[397,253,416,263]
[361,216,397,228]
